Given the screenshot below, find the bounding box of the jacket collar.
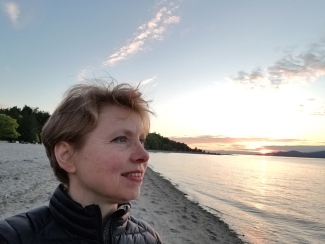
[49,184,130,240]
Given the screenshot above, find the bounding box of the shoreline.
[132,167,246,243]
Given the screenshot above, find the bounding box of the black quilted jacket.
[0,185,162,244]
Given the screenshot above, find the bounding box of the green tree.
[144,132,202,152]
[0,106,21,121]
[33,108,50,142]
[0,105,50,143]
[18,106,38,142]
[162,143,171,151]
[0,114,20,140]
[144,133,160,150]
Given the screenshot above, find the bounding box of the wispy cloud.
[76,68,118,83]
[262,145,325,153]
[310,103,325,116]
[169,135,323,153]
[168,135,309,153]
[227,39,325,88]
[103,3,180,66]
[310,112,325,116]
[77,69,88,82]
[299,97,325,116]
[140,76,157,86]
[169,135,298,145]
[3,2,20,25]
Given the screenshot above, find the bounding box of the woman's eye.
[139,138,145,145]
[113,136,127,143]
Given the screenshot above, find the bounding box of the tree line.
[0,106,205,153]
[0,106,50,143]
[144,132,205,153]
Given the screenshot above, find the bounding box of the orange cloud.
[169,135,298,145]
[168,135,305,152]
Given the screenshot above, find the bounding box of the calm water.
[148,152,325,244]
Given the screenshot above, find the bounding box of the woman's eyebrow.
[120,129,145,138]
[119,129,135,136]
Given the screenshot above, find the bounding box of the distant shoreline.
[257,150,325,159]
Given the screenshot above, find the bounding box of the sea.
[148,152,325,244]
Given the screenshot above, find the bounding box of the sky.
[1,0,325,154]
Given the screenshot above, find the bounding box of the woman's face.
[70,105,149,205]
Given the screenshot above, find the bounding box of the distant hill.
[262,150,325,159]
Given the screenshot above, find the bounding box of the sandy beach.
[0,143,245,243]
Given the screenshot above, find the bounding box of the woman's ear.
[54,141,76,173]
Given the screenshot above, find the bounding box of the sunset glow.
[259,149,273,155]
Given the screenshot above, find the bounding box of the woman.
[0,82,162,244]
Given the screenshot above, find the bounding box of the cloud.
[169,135,298,145]
[262,145,325,153]
[169,135,325,153]
[103,3,180,66]
[310,101,325,116]
[77,69,87,82]
[140,76,157,86]
[3,2,20,25]
[301,98,325,116]
[0,104,9,109]
[76,68,118,83]
[310,112,325,116]
[228,39,325,88]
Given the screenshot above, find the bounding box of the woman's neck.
[67,183,118,220]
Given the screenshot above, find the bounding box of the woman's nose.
[132,142,149,163]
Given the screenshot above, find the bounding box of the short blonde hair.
[41,81,154,186]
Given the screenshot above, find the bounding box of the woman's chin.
[119,190,141,203]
